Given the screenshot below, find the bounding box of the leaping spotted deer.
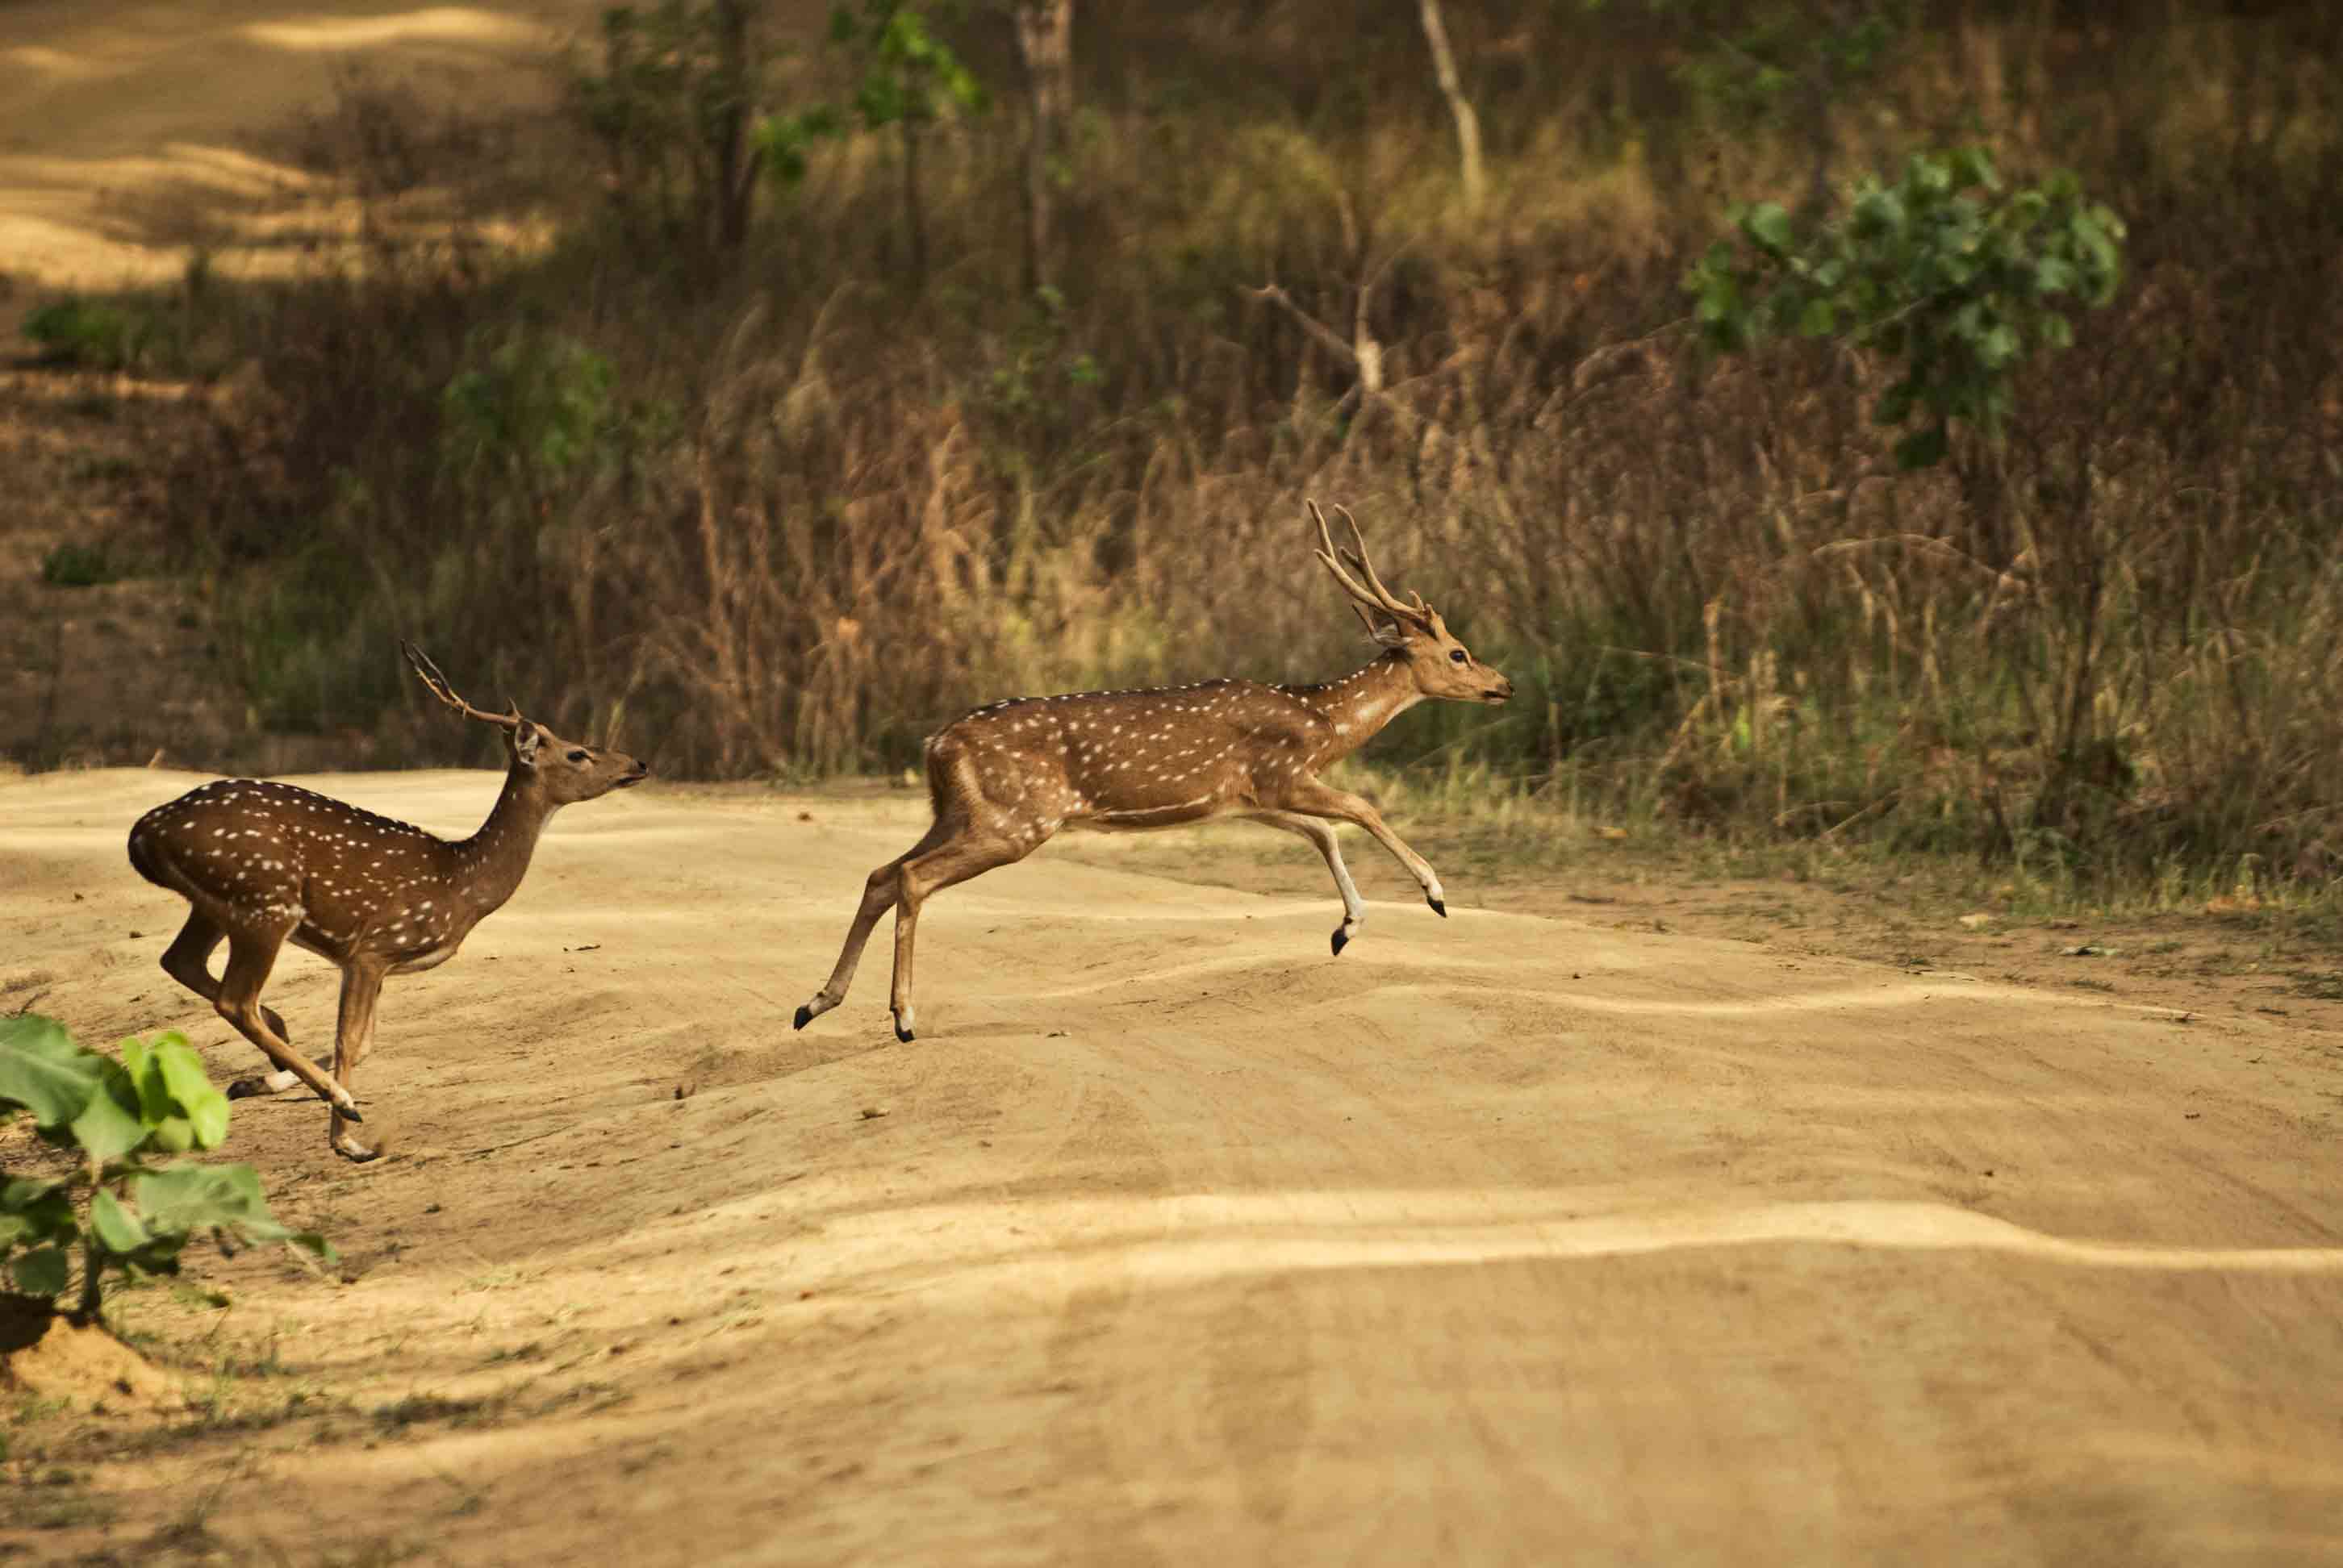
[794,500,1513,1041]
[127,644,649,1161]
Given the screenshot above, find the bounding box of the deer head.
[1309,502,1512,705]
[400,642,649,803]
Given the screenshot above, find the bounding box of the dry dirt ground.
[5,766,2343,1565]
[0,0,618,287]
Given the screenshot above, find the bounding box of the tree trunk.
[1013,0,1075,294]
[710,0,762,251]
[1417,0,1485,207]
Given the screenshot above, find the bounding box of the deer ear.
[512,719,544,768]
[1352,603,1409,648]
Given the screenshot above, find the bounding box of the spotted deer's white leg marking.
[792,499,1514,1037]
[1250,811,1368,953]
[1283,778,1450,915]
[127,642,649,1163]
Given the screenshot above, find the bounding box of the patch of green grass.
[40,540,125,587]
[24,298,153,369]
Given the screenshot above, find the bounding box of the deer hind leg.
[794,819,953,1031]
[1249,811,1368,955]
[888,826,1034,1043]
[1284,780,1449,917]
[159,909,329,1099]
[213,924,361,1120]
[326,961,388,1162]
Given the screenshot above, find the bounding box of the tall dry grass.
[127,0,2343,890]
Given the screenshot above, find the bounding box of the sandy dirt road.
[0,0,618,286]
[4,766,2341,1564]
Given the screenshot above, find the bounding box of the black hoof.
[226,1078,263,1100]
[333,1101,364,1124]
[336,1143,382,1165]
[793,1003,814,1031]
[1330,928,1350,956]
[893,1020,916,1044]
[1429,897,1447,918]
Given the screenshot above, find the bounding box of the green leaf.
[70,1057,150,1164]
[1894,424,1949,469]
[131,1164,261,1236]
[151,1036,231,1149]
[1798,298,1836,336]
[122,1034,183,1136]
[0,1015,102,1127]
[10,1245,69,1297]
[130,1162,329,1261]
[0,1182,74,1250]
[2,1174,67,1212]
[1741,202,1793,256]
[286,1231,337,1263]
[89,1188,152,1254]
[1947,145,1999,191]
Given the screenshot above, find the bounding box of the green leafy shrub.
[1687,147,2126,468]
[38,542,121,588]
[23,298,160,372]
[569,0,790,252]
[0,1015,332,1323]
[440,329,618,483]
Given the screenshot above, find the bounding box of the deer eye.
[566,749,589,762]
[1448,649,1468,663]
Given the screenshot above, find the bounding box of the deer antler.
[1308,500,1432,632]
[401,641,521,731]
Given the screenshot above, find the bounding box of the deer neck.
[1294,652,1423,765]
[448,767,558,918]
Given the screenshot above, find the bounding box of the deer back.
[130,778,469,954]
[933,679,1339,826]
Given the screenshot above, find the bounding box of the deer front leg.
[1248,811,1369,954]
[214,928,363,1120]
[328,961,388,1162]
[1284,780,1448,917]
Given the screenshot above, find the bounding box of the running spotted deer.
[127,644,649,1161]
[794,500,1513,1041]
